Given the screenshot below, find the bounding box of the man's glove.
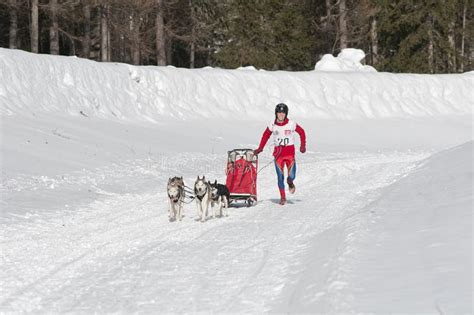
[300,145,306,153]
[254,148,263,155]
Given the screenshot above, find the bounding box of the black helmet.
[275,103,288,116]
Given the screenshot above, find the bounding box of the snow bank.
[0,48,472,121]
[314,48,377,72]
[351,141,473,313]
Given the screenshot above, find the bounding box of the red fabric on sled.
[226,158,257,197]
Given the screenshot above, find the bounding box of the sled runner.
[225,148,258,206]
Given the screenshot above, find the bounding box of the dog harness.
[194,186,208,201]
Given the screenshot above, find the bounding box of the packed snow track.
[1,151,428,313]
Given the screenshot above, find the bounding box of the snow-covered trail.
[0,150,428,313]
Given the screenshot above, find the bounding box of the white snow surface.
[0,49,473,313]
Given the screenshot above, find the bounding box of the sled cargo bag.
[225,149,258,206]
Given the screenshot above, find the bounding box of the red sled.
[225,149,258,207]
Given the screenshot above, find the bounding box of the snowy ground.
[1,114,472,313]
[1,49,473,313]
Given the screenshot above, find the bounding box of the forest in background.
[0,0,472,73]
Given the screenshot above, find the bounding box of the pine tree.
[215,0,315,70]
[376,0,465,73]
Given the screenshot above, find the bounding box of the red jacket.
[256,118,306,157]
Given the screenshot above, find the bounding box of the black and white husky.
[209,180,230,218]
[167,176,185,221]
[194,176,211,222]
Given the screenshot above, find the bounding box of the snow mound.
[0,48,472,121]
[237,66,257,71]
[314,48,377,72]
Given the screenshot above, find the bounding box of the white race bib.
[268,120,297,147]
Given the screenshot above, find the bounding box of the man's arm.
[295,124,306,153]
[254,127,272,154]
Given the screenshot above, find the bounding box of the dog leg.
[170,203,176,222]
[168,199,171,220]
[223,197,228,216]
[202,197,208,222]
[177,201,182,221]
[177,202,180,221]
[218,197,223,217]
[196,201,202,221]
[200,202,204,221]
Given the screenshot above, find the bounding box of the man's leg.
[274,158,286,203]
[286,157,296,194]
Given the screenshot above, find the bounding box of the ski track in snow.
[0,151,429,313]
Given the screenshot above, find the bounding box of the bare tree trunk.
[49,0,59,55]
[460,0,467,72]
[428,14,434,73]
[166,36,172,65]
[189,0,195,68]
[338,0,348,50]
[370,16,378,65]
[119,34,126,62]
[470,47,474,71]
[31,0,39,53]
[156,0,166,66]
[130,13,140,65]
[83,3,91,58]
[448,20,456,72]
[100,4,109,62]
[9,0,18,49]
[107,27,111,62]
[206,43,211,65]
[190,42,195,68]
[325,0,332,29]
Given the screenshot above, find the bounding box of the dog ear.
[214,180,217,185]
[203,175,205,180]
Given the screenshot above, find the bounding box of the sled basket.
[225,148,258,206]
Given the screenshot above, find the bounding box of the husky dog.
[209,180,230,218]
[167,176,185,221]
[194,176,211,222]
